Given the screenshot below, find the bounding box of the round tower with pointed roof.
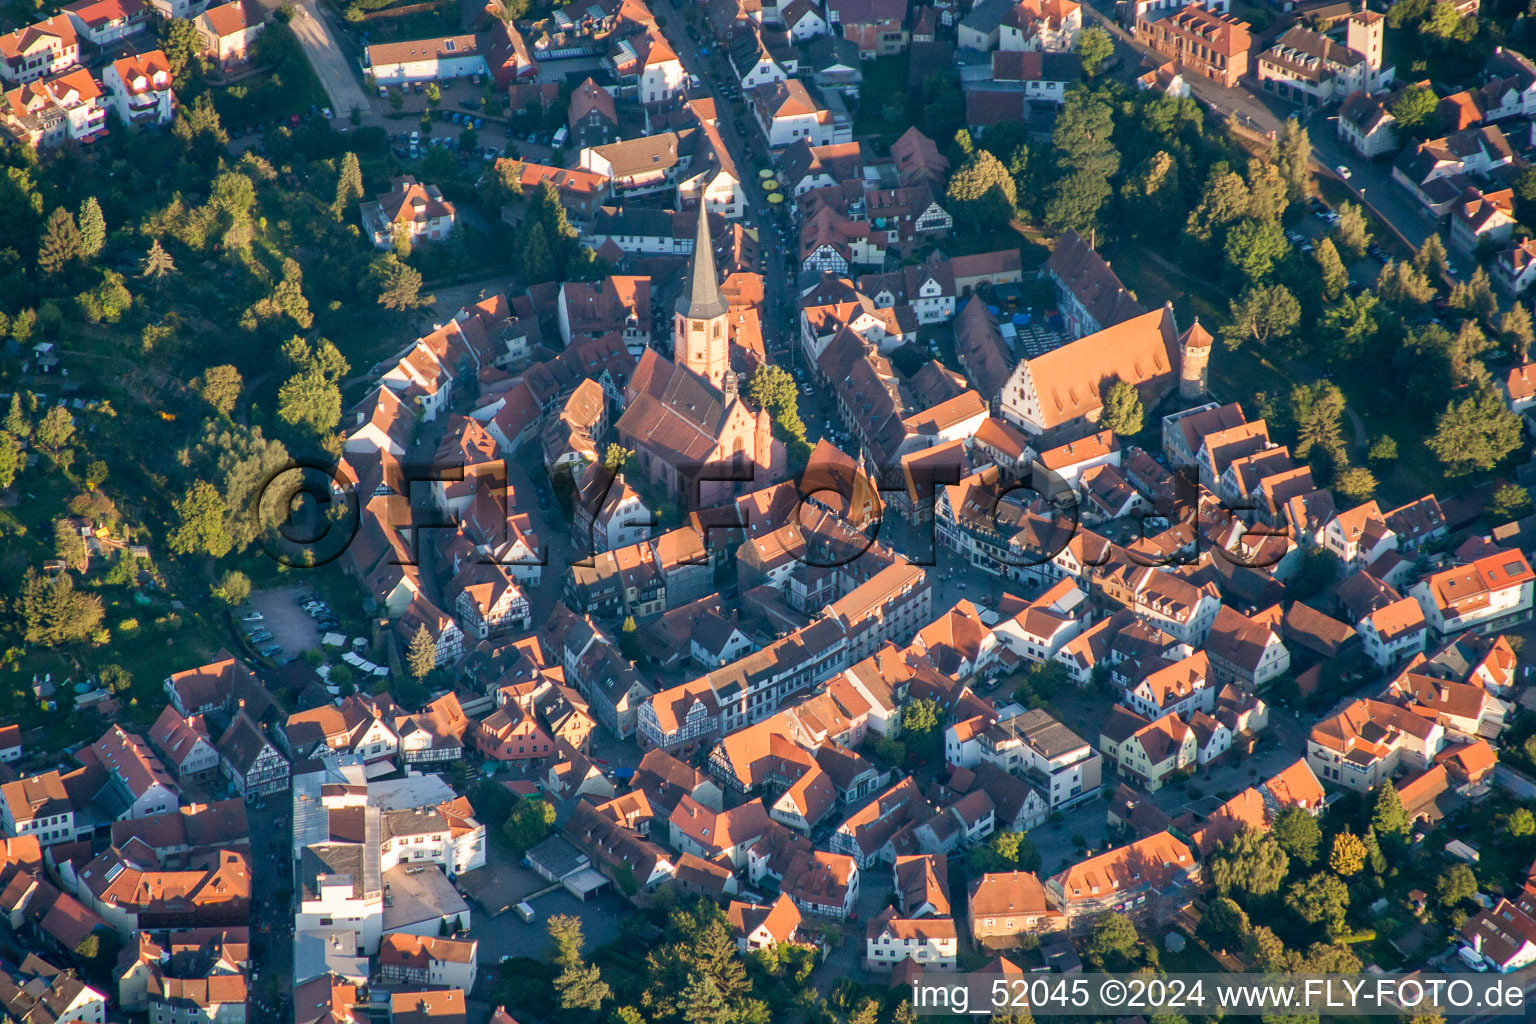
[674,205,730,391]
[1179,316,1213,401]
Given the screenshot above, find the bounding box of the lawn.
[853,54,911,143]
[207,24,330,129]
[359,4,465,44]
[1384,23,1494,93]
[1159,933,1229,974]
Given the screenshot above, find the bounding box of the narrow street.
[657,0,797,353]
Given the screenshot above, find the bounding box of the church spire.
[677,204,728,321]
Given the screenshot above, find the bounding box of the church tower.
[674,205,730,391]
[1179,316,1213,401]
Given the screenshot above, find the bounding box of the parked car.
[241,612,264,623]
[258,644,283,658]
[248,631,274,643]
[1335,164,1352,180]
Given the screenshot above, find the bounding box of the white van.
[551,127,568,147]
[514,902,536,923]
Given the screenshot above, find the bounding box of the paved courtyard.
[247,585,321,658]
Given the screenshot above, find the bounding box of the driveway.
[282,0,377,125]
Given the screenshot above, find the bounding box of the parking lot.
[244,584,329,661]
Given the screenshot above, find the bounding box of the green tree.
[1334,466,1377,504]
[1225,283,1300,349]
[970,829,1042,873]
[1436,863,1477,909]
[1098,380,1143,437]
[1329,828,1367,876]
[1314,237,1348,302]
[1368,434,1398,466]
[691,919,747,1001]
[212,570,252,605]
[1246,159,1289,224]
[1224,219,1288,282]
[372,254,424,311]
[521,222,554,283]
[333,151,364,219]
[1082,912,1139,970]
[1389,84,1441,141]
[159,17,203,78]
[194,365,243,415]
[747,363,797,413]
[1187,169,1251,244]
[84,460,108,490]
[1272,121,1312,201]
[20,569,104,646]
[1290,381,1347,463]
[54,519,88,570]
[846,999,880,1024]
[1506,807,1535,837]
[548,913,585,969]
[169,481,233,558]
[947,148,1017,227]
[1198,895,1251,950]
[556,962,610,1013]
[1427,387,1523,475]
[99,665,132,693]
[38,207,84,276]
[242,257,313,330]
[277,368,342,436]
[1489,483,1534,523]
[1463,266,1499,324]
[35,405,75,455]
[1077,27,1113,76]
[1272,805,1322,867]
[678,973,723,1024]
[407,624,437,679]
[1210,826,1290,897]
[78,197,106,260]
[1322,289,1381,362]
[4,393,30,439]
[482,158,525,207]
[504,796,556,852]
[0,434,20,491]
[603,445,634,473]
[1415,233,1449,280]
[1045,169,1114,234]
[142,238,177,282]
[182,422,291,553]
[1503,304,1534,362]
[1120,150,1181,233]
[1371,779,1410,837]
[1053,89,1120,179]
[1333,201,1371,259]
[1377,260,1434,313]
[1285,872,1349,933]
[902,697,940,741]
